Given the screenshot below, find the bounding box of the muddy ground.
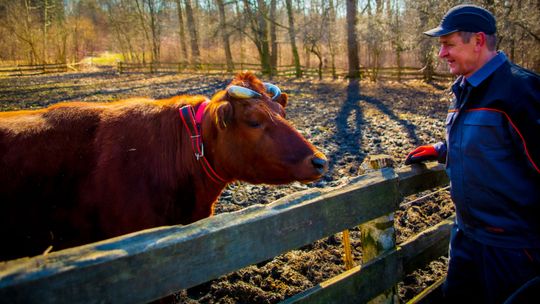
[0,70,455,303]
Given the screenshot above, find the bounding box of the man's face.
[438,32,480,78]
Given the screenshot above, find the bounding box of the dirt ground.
[0,70,455,303]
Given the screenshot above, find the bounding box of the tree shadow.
[329,79,422,175]
[329,79,365,174]
[359,94,421,147]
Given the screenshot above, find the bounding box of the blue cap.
[424,5,496,37]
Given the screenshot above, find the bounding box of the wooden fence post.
[359,154,397,304]
[342,229,355,270]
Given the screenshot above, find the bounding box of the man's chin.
[449,68,460,76]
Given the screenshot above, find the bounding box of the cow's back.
[0,103,103,260]
[0,98,201,260]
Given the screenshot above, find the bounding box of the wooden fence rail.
[0,62,454,82]
[0,63,68,76]
[0,162,449,303]
[117,62,454,81]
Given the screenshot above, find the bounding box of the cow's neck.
[179,100,229,185]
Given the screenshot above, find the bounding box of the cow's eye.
[246,120,262,128]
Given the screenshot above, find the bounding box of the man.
[405,4,540,303]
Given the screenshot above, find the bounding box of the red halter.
[179,101,228,184]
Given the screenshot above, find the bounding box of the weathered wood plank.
[282,218,453,304]
[282,250,401,304]
[400,218,453,274]
[396,162,449,198]
[407,276,445,304]
[0,169,399,304]
[400,217,454,273]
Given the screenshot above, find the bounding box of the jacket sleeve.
[434,141,447,164]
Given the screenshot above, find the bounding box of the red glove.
[405,145,438,165]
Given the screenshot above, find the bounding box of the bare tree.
[326,0,338,79]
[416,1,435,82]
[104,0,142,63]
[215,0,233,71]
[269,0,278,76]
[66,3,99,63]
[302,0,332,80]
[240,0,272,75]
[0,0,538,75]
[41,0,53,63]
[184,0,201,65]
[133,0,151,63]
[346,0,360,78]
[146,0,163,62]
[285,0,301,77]
[389,0,404,81]
[174,0,189,63]
[0,0,41,64]
[363,0,385,81]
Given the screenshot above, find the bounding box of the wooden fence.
[0,63,68,76]
[0,61,454,82]
[0,162,450,303]
[117,61,454,81]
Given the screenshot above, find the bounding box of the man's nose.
[438,46,447,58]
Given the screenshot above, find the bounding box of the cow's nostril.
[311,157,328,174]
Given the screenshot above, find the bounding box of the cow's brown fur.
[0,73,326,260]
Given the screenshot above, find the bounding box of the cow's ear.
[275,92,288,108]
[216,102,233,129]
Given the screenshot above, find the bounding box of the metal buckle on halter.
[195,143,204,160]
[191,134,204,160]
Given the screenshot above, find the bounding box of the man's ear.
[475,32,486,49]
[215,101,233,129]
[275,92,288,108]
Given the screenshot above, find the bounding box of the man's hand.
[405,145,439,165]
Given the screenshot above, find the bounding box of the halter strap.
[179,100,228,184]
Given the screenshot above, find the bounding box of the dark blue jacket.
[436,52,540,248]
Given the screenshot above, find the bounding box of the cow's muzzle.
[311,152,328,175]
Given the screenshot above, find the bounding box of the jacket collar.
[451,51,507,101]
[466,51,507,88]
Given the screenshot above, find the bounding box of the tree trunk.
[391,0,403,82]
[215,0,234,72]
[134,0,152,64]
[23,0,39,64]
[175,0,189,64]
[146,0,161,62]
[285,0,302,77]
[242,0,271,76]
[234,1,245,66]
[269,0,278,77]
[184,0,200,66]
[42,0,50,64]
[327,0,337,79]
[418,6,434,82]
[346,0,360,78]
[256,0,271,76]
[310,45,323,80]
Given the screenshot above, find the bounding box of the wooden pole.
[342,229,354,270]
[359,154,397,304]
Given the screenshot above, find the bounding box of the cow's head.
[203,72,327,184]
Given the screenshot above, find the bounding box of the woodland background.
[0,0,539,79]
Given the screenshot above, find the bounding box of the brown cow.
[0,72,327,261]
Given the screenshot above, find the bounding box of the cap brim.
[423,27,458,37]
